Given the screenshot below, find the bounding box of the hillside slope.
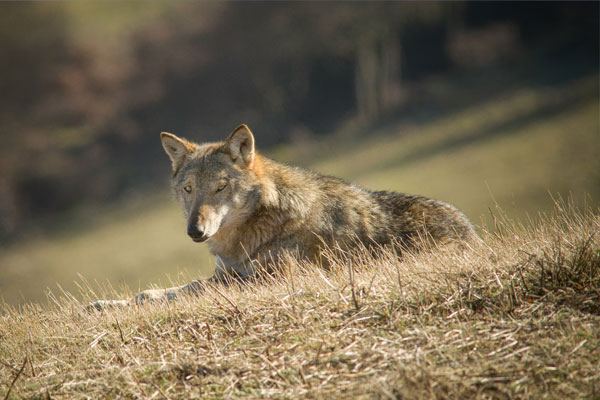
[1,203,598,399]
[0,75,598,307]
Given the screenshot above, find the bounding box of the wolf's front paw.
[87,299,129,312]
[134,289,177,305]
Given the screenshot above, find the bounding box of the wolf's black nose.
[187,225,207,242]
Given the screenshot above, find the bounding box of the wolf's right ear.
[161,132,195,173]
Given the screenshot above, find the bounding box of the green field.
[0,75,598,307]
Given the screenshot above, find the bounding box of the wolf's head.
[160,124,269,243]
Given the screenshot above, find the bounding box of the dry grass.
[1,202,599,399]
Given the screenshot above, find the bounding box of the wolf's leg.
[88,265,255,311]
[87,279,208,311]
[133,279,208,305]
[86,299,129,312]
[132,258,258,306]
[212,256,260,282]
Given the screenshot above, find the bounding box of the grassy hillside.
[0,75,598,307]
[1,203,598,399]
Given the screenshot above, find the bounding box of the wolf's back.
[370,190,477,248]
[264,157,476,251]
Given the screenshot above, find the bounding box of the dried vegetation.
[1,202,599,399]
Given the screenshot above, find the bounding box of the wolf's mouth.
[191,236,208,243]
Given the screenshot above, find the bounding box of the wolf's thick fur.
[91,125,476,309]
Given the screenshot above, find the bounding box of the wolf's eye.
[183,185,192,193]
[216,182,227,193]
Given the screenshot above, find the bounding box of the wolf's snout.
[187,224,208,242]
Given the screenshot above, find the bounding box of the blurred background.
[0,2,598,307]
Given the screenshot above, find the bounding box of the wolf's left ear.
[225,124,255,168]
[161,132,195,173]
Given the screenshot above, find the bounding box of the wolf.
[90,124,476,309]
